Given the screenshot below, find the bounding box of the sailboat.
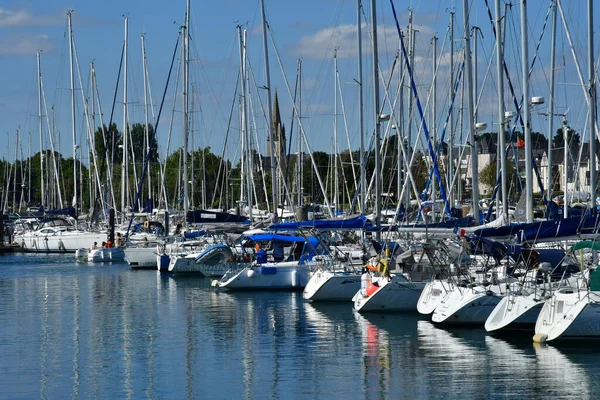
[533,240,600,342]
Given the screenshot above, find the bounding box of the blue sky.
[0,0,598,166]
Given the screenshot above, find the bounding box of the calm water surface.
[1,253,600,399]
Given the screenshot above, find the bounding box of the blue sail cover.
[186,209,249,224]
[268,215,369,231]
[518,214,600,243]
[45,206,77,219]
[365,216,475,232]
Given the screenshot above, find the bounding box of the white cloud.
[294,23,403,60]
[0,8,61,27]
[0,34,53,55]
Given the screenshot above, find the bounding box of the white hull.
[168,254,197,273]
[535,289,600,341]
[485,293,543,332]
[353,275,426,312]
[87,248,126,262]
[216,262,312,290]
[432,287,503,325]
[303,270,361,302]
[417,280,456,315]
[19,231,105,253]
[124,246,158,269]
[195,263,234,277]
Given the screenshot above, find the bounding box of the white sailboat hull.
[417,280,456,315]
[216,262,312,290]
[18,231,105,253]
[303,270,361,302]
[124,246,158,269]
[535,289,600,341]
[432,288,503,325]
[485,293,543,332]
[353,276,426,312]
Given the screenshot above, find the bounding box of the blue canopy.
[268,215,369,231]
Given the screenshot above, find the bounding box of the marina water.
[2,253,600,399]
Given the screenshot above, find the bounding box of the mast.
[546,0,557,203]
[462,0,479,223]
[496,0,508,223]
[588,0,596,210]
[142,33,151,209]
[260,0,277,222]
[183,0,190,220]
[521,0,533,222]
[406,10,415,209]
[357,0,365,214]
[448,12,454,208]
[297,59,303,207]
[370,0,381,233]
[37,51,45,208]
[121,15,128,221]
[431,34,437,208]
[333,49,339,212]
[68,11,77,217]
[244,29,253,218]
[238,25,252,221]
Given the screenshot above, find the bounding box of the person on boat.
[101,241,107,248]
[142,236,149,247]
[106,240,113,248]
[92,242,98,249]
[115,232,123,247]
[255,244,267,264]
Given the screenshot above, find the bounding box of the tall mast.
[297,59,303,207]
[431,34,437,207]
[406,10,415,208]
[333,49,339,212]
[448,12,454,208]
[588,0,596,209]
[37,51,45,208]
[183,0,190,219]
[462,0,479,222]
[238,25,252,221]
[67,11,77,217]
[521,0,533,222]
[357,0,365,214]
[546,1,557,204]
[260,0,277,222]
[244,29,253,218]
[496,0,508,223]
[142,33,151,207]
[121,15,128,220]
[371,0,381,233]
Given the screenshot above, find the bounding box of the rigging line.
[388,0,452,217]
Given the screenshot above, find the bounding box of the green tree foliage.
[479,158,519,195]
[94,123,122,166]
[552,127,580,149]
[129,123,159,163]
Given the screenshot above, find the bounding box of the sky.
[0,0,598,168]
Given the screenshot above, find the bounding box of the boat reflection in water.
[5,256,600,399]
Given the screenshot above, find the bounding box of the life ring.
[144,220,150,230]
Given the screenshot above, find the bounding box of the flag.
[517,138,525,147]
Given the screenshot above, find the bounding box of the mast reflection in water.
[1,254,600,398]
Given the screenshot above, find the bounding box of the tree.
[479,158,519,196]
[552,127,580,149]
[130,123,159,163]
[94,123,122,166]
